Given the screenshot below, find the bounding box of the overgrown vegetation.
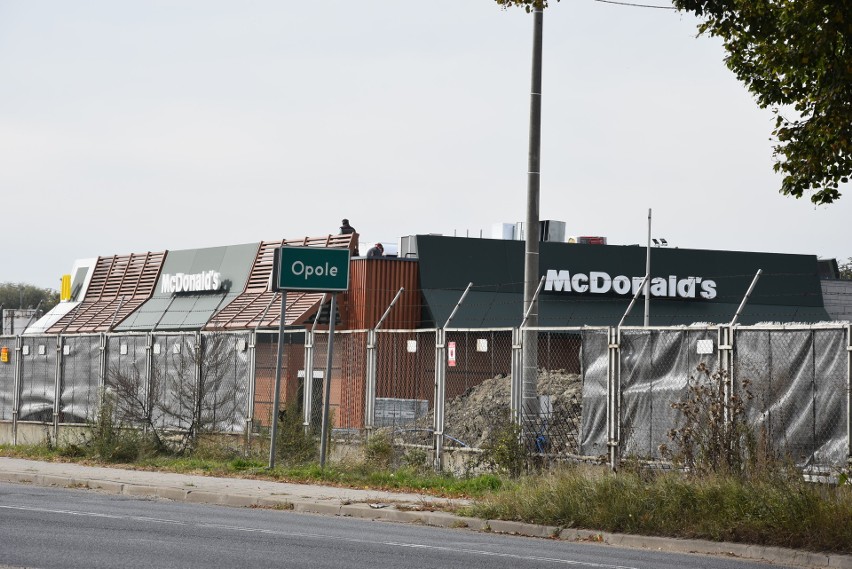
[660,363,777,478]
[467,465,852,552]
[476,409,527,477]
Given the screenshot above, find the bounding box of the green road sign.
[274,246,350,292]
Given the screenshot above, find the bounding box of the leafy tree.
[494,0,557,11]
[0,282,59,312]
[839,258,852,280]
[673,0,852,205]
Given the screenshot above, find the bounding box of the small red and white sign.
[447,341,457,367]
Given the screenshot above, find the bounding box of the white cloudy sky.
[2,1,850,290]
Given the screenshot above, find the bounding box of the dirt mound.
[440,371,582,449]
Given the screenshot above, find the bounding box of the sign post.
[268,247,350,470]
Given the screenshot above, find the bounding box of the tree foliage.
[0,282,59,312]
[839,258,852,279]
[494,0,557,11]
[673,0,852,205]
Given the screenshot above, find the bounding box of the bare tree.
[105,332,245,455]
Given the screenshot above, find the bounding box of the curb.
[1,470,850,569]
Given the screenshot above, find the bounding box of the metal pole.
[107,296,125,332]
[618,275,649,329]
[301,294,326,434]
[523,4,544,434]
[607,326,619,471]
[520,276,546,329]
[246,330,257,452]
[22,300,42,333]
[319,294,338,468]
[846,323,851,465]
[375,287,405,331]
[12,335,22,444]
[433,328,447,471]
[53,335,62,440]
[303,331,315,434]
[267,291,287,470]
[364,329,377,439]
[644,208,651,327]
[729,269,763,327]
[444,283,473,329]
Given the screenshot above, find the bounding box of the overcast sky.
[2,1,850,290]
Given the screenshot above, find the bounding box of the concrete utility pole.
[522,6,544,427]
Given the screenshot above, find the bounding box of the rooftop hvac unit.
[540,220,566,242]
[491,223,518,240]
[398,236,418,258]
[507,220,567,242]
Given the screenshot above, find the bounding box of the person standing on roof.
[339,218,359,255]
[366,243,384,258]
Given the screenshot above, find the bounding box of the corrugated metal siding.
[47,252,166,333]
[206,234,357,330]
[345,258,419,329]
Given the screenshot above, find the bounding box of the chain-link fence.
[520,328,589,465]
[312,330,368,435]
[440,329,513,453]
[371,329,436,451]
[0,324,849,475]
[59,334,102,424]
[105,333,149,429]
[734,326,849,472]
[253,330,306,432]
[0,336,17,421]
[617,326,720,464]
[18,336,58,423]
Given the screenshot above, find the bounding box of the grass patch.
[465,464,852,553]
[6,427,851,553]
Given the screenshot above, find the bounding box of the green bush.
[477,410,526,477]
[364,432,395,469]
[275,403,318,466]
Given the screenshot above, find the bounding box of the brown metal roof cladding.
[347,258,419,329]
[205,234,357,331]
[47,251,166,334]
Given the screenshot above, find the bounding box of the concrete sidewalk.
[0,457,849,569]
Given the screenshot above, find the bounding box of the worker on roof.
[367,243,384,258]
[339,219,359,256]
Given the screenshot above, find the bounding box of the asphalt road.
[0,482,795,569]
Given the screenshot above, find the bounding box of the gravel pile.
[439,371,583,449]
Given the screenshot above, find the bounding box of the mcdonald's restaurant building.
[6,231,847,433]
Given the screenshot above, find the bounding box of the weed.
[662,363,782,479]
[364,432,395,469]
[275,402,318,467]
[477,409,526,477]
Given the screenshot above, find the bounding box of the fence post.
[12,335,22,445]
[510,328,523,425]
[718,325,733,425]
[433,328,447,471]
[53,335,63,441]
[194,332,203,434]
[245,331,257,452]
[847,323,851,468]
[303,331,315,434]
[607,326,620,471]
[98,333,107,411]
[364,329,377,440]
[144,333,154,436]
